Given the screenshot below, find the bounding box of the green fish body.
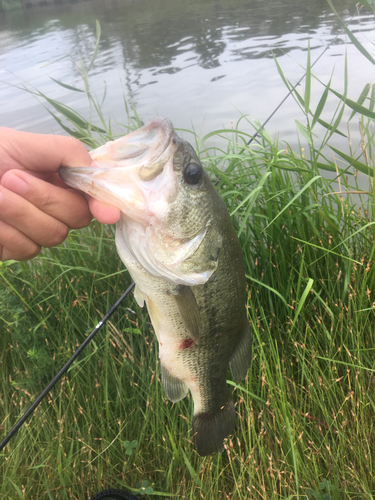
[59,118,252,455]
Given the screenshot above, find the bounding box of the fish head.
[59,117,223,285]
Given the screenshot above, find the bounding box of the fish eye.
[183,163,202,185]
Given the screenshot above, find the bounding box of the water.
[0,0,374,154]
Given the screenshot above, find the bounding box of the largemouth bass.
[59,117,252,456]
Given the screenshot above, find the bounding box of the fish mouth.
[59,117,178,221]
[59,117,214,285]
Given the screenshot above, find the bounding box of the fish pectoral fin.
[169,285,201,344]
[161,364,188,403]
[134,285,145,307]
[229,320,252,384]
[145,296,162,342]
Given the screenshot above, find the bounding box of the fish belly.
[118,240,201,401]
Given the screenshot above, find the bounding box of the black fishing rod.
[0,283,136,500]
[0,281,133,452]
[0,282,136,500]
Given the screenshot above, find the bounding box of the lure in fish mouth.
[59,117,252,456]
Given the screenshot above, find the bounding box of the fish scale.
[59,117,252,456]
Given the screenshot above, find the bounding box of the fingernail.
[3,173,29,195]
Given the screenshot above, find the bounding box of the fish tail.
[192,392,236,456]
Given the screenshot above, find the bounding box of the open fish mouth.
[59,117,179,223]
[58,117,215,285]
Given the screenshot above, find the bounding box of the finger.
[0,128,93,176]
[0,220,41,261]
[0,185,69,248]
[89,198,121,224]
[1,170,92,229]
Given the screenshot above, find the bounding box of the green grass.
[1,12,375,500]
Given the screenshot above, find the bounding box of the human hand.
[0,128,120,261]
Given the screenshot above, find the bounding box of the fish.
[59,117,252,456]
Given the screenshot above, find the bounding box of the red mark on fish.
[179,338,195,350]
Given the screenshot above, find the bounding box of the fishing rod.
[0,282,134,452]
[0,283,136,500]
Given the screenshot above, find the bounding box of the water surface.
[0,0,374,152]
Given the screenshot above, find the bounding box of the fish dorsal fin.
[161,363,188,403]
[229,319,252,384]
[168,285,201,344]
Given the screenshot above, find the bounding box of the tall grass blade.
[348,83,371,121]
[246,274,288,307]
[49,77,85,93]
[237,170,271,237]
[304,41,311,115]
[263,175,321,230]
[327,0,375,65]
[329,146,373,177]
[295,120,312,145]
[36,90,106,133]
[362,0,375,12]
[330,88,375,121]
[273,55,293,92]
[311,76,331,129]
[87,20,101,72]
[181,449,202,487]
[292,237,362,265]
[226,381,267,403]
[370,84,375,112]
[289,278,313,335]
[315,118,347,137]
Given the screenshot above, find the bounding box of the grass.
[1,10,375,500]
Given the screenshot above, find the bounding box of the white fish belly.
[116,224,204,411]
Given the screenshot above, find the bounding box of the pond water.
[0,0,374,154]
